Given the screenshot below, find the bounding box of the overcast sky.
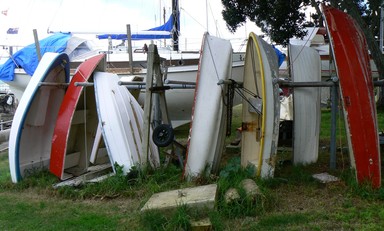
[0,0,262,50]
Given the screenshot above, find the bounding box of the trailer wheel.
[152,124,174,147]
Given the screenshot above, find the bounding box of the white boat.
[183,33,232,179]
[93,71,160,174]
[8,52,70,183]
[289,44,321,165]
[241,33,280,178]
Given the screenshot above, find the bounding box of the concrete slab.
[141,184,217,212]
[312,172,339,183]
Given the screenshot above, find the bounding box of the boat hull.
[184,33,232,179]
[241,33,280,178]
[323,5,381,188]
[50,54,107,180]
[289,44,321,165]
[94,72,159,174]
[8,52,70,183]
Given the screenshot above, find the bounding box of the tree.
[222,0,311,46]
[221,0,384,80]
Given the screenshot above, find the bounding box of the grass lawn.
[0,106,384,230]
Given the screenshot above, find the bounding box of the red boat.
[323,5,381,188]
[50,54,107,180]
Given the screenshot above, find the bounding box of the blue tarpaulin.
[96,14,178,40]
[273,45,286,67]
[0,33,71,81]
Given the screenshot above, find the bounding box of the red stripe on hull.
[50,54,105,179]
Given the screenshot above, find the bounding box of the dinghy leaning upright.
[9,52,70,183]
[184,33,233,180]
[322,5,381,188]
[50,54,107,180]
[94,72,160,175]
[289,44,321,165]
[241,33,280,178]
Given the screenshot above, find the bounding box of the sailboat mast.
[206,0,208,33]
[380,5,383,54]
[163,7,166,47]
[172,0,179,51]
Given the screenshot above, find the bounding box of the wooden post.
[155,67,172,126]
[142,44,174,166]
[142,44,161,164]
[126,24,134,74]
[33,29,42,61]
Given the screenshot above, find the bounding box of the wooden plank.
[53,163,113,188]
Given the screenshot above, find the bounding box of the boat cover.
[0,33,70,81]
[273,45,286,67]
[96,14,179,40]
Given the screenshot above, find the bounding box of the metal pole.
[206,0,208,32]
[330,76,339,169]
[380,6,384,54]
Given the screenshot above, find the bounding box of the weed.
[166,204,191,230]
[216,157,268,218]
[141,210,168,231]
[141,204,192,231]
[208,210,225,231]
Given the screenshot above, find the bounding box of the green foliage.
[141,210,168,231]
[219,157,255,183]
[208,210,225,231]
[221,0,381,48]
[257,213,314,228]
[221,0,312,45]
[55,163,186,200]
[339,168,384,201]
[166,205,191,230]
[217,157,267,218]
[285,164,316,184]
[140,205,192,231]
